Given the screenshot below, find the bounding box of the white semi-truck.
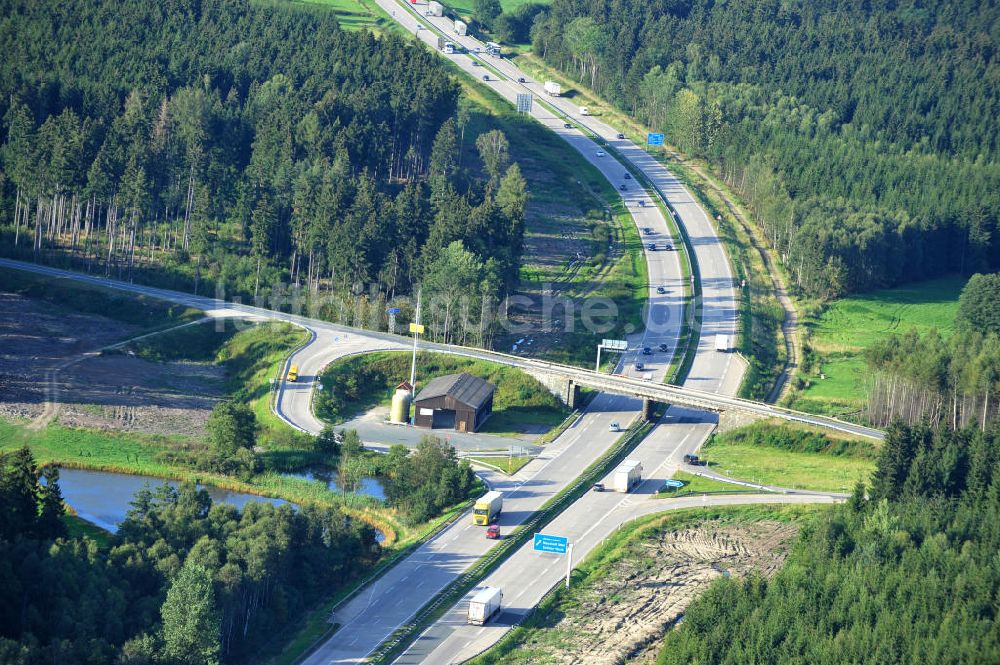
[715,333,731,352]
[427,1,443,16]
[543,80,561,96]
[454,19,467,36]
[467,587,503,625]
[613,459,643,493]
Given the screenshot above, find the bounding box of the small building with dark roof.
[412,373,495,433]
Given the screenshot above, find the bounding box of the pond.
[282,466,387,502]
[56,467,288,534]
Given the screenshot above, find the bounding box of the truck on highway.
[473,490,503,525]
[485,41,502,56]
[579,106,589,115]
[543,80,561,96]
[613,459,643,493]
[715,334,731,352]
[454,19,467,36]
[467,586,502,625]
[286,364,298,382]
[427,1,443,16]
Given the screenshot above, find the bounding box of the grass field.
[442,0,550,18]
[788,276,966,415]
[701,421,877,492]
[467,455,533,475]
[316,350,570,435]
[291,0,394,31]
[655,470,747,497]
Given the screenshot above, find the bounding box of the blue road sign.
[662,479,684,488]
[533,533,569,554]
[387,307,401,314]
[647,132,664,146]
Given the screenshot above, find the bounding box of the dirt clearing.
[497,518,800,665]
[0,291,224,436]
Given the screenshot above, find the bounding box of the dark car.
[638,200,646,207]
[482,74,490,81]
[619,183,627,191]
[647,243,656,251]
[643,227,652,234]
[624,173,631,179]
[642,346,652,355]
[517,77,526,83]
[592,482,605,492]
[634,361,645,371]
[472,60,480,66]
[659,343,669,352]
[564,122,572,128]
[617,132,625,139]
[683,453,705,466]
[656,286,667,294]
[664,242,674,251]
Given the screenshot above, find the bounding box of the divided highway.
[0,21,858,659]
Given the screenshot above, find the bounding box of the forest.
[657,420,1000,664]
[530,0,1000,298]
[0,0,527,345]
[0,447,381,664]
[861,272,1000,429]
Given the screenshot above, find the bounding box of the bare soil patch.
[518,520,799,665]
[0,291,223,436]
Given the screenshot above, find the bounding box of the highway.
[0,21,860,659]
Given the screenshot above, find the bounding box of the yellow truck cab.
[286,364,298,382]
[473,491,503,525]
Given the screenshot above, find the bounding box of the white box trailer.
[613,459,643,493]
[454,19,467,36]
[467,587,503,625]
[579,106,589,115]
[715,333,731,352]
[543,80,561,96]
[428,1,443,16]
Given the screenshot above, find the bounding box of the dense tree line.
[658,421,1000,664]
[530,0,1000,298]
[0,448,379,664]
[0,0,527,344]
[861,273,1000,429]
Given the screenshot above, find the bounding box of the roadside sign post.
[409,290,424,399]
[387,306,401,334]
[566,543,573,588]
[516,93,532,114]
[533,533,572,586]
[596,338,629,372]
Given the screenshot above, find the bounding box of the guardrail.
[367,418,656,663]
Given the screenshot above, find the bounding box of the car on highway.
[486,524,500,539]
[683,453,705,466]
[595,150,606,157]
[642,346,652,355]
[624,172,631,179]
[482,74,489,80]
[563,122,572,128]
[592,482,605,492]
[619,183,627,191]
[647,242,656,250]
[518,77,526,83]
[617,132,625,139]
[659,343,669,352]
[634,361,644,371]
[472,60,480,66]
[643,227,652,234]
[609,421,621,432]
[664,242,674,250]
[656,286,667,294]
[638,200,646,207]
